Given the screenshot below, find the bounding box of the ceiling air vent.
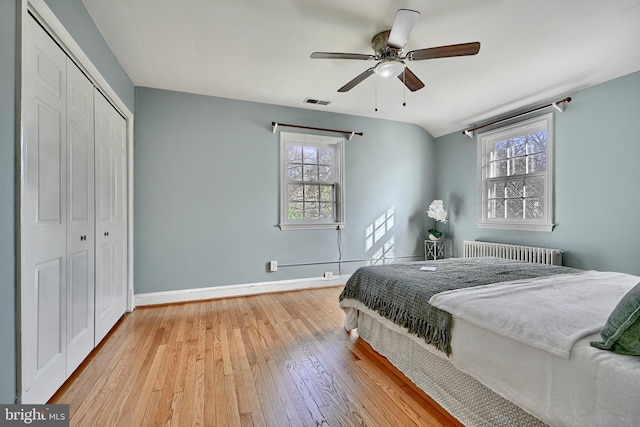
[304,98,331,106]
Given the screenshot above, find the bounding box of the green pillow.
[590,282,640,355]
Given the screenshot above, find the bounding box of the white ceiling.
[81,0,640,137]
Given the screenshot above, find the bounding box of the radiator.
[463,241,563,266]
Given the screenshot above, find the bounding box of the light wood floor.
[50,286,462,427]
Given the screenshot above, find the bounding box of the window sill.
[279,222,346,231]
[477,221,554,232]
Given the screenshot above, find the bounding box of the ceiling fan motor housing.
[371,30,402,60]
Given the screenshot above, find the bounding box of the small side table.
[424,239,446,260]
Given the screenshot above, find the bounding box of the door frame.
[17,0,135,401]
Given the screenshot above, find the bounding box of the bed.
[339,242,640,427]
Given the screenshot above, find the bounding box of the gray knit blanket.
[339,257,580,355]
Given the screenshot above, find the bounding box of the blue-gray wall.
[0,0,17,406]
[134,87,435,294]
[435,71,640,274]
[0,0,133,404]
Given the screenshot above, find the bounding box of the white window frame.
[477,113,554,232]
[279,131,346,230]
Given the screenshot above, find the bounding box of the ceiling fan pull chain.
[402,67,407,107]
[374,82,378,112]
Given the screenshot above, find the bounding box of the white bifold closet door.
[94,91,128,345]
[21,13,128,403]
[21,15,95,403]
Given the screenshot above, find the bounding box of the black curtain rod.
[463,97,572,138]
[272,121,363,140]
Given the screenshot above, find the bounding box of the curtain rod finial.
[464,130,474,139]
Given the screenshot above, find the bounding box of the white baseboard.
[134,274,351,307]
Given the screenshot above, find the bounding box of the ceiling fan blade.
[407,42,481,61]
[387,9,420,49]
[338,68,375,92]
[311,52,374,60]
[398,67,425,92]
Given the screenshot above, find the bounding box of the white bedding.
[429,270,639,359]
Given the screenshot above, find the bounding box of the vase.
[428,233,441,241]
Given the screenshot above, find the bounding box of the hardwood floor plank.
[132,343,167,426]
[231,328,267,427]
[51,286,463,426]
[153,340,186,426]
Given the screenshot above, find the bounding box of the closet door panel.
[94,91,127,345]
[35,258,64,369]
[21,15,68,404]
[36,103,64,223]
[66,60,95,374]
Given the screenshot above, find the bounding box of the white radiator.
[463,241,563,266]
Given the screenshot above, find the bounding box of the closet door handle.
[104,231,109,237]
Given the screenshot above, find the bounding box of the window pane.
[288,184,303,201]
[527,131,547,154]
[318,147,334,165]
[525,198,544,219]
[318,165,334,182]
[287,164,302,181]
[302,165,318,181]
[493,140,507,160]
[506,179,523,198]
[508,137,526,157]
[489,181,506,199]
[287,145,302,163]
[491,160,507,177]
[508,157,526,176]
[506,199,524,219]
[288,202,303,220]
[305,202,319,219]
[303,146,317,163]
[304,185,319,201]
[488,199,505,219]
[525,177,544,197]
[320,202,334,220]
[319,185,334,202]
[528,153,547,173]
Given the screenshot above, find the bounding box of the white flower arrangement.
[427,200,448,238]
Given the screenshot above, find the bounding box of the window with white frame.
[477,113,554,231]
[279,132,345,230]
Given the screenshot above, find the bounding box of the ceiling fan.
[310,9,480,93]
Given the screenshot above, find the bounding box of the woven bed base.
[356,311,548,427]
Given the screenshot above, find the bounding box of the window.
[279,132,345,230]
[477,113,554,231]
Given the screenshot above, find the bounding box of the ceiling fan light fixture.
[374,60,405,78]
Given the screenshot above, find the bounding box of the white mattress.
[341,300,640,427]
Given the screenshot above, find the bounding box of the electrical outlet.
[324,272,333,278]
[269,261,277,272]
